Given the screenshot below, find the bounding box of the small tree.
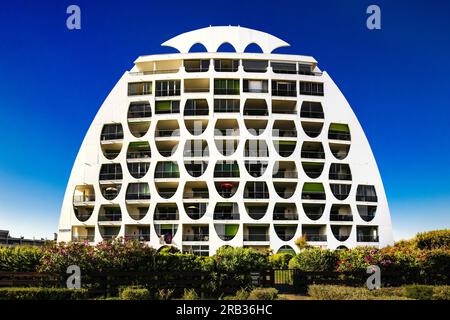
[294,236,311,251]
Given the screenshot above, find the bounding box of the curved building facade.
[58,26,393,255]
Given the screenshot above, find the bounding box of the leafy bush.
[247,288,278,300]
[403,285,434,300]
[307,285,409,300]
[0,287,88,300]
[431,286,450,300]
[336,246,393,272]
[416,248,450,277]
[269,253,293,269]
[0,246,43,272]
[221,288,250,300]
[288,248,337,271]
[182,288,199,300]
[119,286,151,300]
[156,288,174,300]
[415,230,450,250]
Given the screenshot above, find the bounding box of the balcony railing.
[98,214,122,222]
[328,132,351,141]
[305,213,323,220]
[214,212,240,220]
[157,190,177,198]
[155,89,181,97]
[357,235,379,242]
[214,170,239,178]
[243,233,269,241]
[184,191,209,199]
[154,212,178,220]
[129,69,178,75]
[184,109,209,116]
[125,234,150,241]
[273,213,297,220]
[101,133,123,141]
[334,234,350,241]
[272,171,297,179]
[183,234,209,241]
[99,173,122,181]
[73,195,95,203]
[243,108,268,116]
[155,129,180,138]
[302,192,326,200]
[154,171,179,179]
[185,67,209,73]
[217,234,236,241]
[214,88,239,95]
[127,151,151,159]
[304,234,327,242]
[272,89,297,97]
[273,130,297,137]
[244,192,269,199]
[301,151,325,159]
[75,213,92,221]
[243,88,268,93]
[329,173,352,181]
[330,214,353,221]
[128,109,151,119]
[72,235,95,242]
[300,110,324,119]
[126,193,150,200]
[356,195,378,202]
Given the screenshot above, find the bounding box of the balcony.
[214,99,240,113]
[332,225,352,242]
[100,184,121,200]
[128,102,151,119]
[127,142,151,161]
[329,143,350,160]
[272,80,296,97]
[215,139,239,156]
[72,226,95,243]
[214,203,239,220]
[126,203,149,221]
[154,203,179,220]
[215,181,239,198]
[214,79,239,95]
[300,101,324,119]
[329,163,352,181]
[243,80,268,93]
[99,164,123,181]
[330,204,353,222]
[274,140,296,157]
[185,118,208,136]
[125,225,150,242]
[302,183,326,200]
[128,162,150,179]
[72,234,95,243]
[155,119,180,138]
[128,82,152,96]
[299,81,324,96]
[302,121,324,138]
[214,161,240,178]
[242,60,268,73]
[303,203,324,221]
[244,140,269,157]
[214,224,239,241]
[184,99,209,116]
[243,225,269,242]
[274,181,297,199]
[98,206,122,222]
[302,162,324,179]
[244,182,269,199]
[245,203,268,220]
[155,80,181,97]
[271,62,296,74]
[214,59,239,72]
[183,181,209,200]
[303,226,327,242]
[272,120,297,138]
[182,225,209,242]
[274,225,297,241]
[328,123,351,141]
[245,161,268,178]
[272,161,297,179]
[73,185,95,205]
[128,121,150,138]
[100,124,123,142]
[132,60,181,75]
[185,161,208,178]
[184,59,209,73]
[125,182,150,201]
[155,224,178,245]
[357,205,377,222]
[243,99,268,116]
[183,140,209,158]
[356,185,378,202]
[184,79,210,93]
[184,203,207,220]
[273,203,298,220]
[214,119,240,138]
[272,100,297,115]
[100,226,121,241]
[330,183,352,201]
[155,182,178,199]
[301,142,325,159]
[154,161,179,179]
[357,226,379,242]
[155,100,180,114]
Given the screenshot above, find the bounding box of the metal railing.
[243,108,269,116]
[128,110,151,119]
[214,170,240,178]
[155,89,181,97]
[98,214,122,222]
[72,235,95,242]
[155,129,180,137]
[334,234,350,241]
[183,151,209,157]
[357,235,379,242]
[329,173,352,180]
[73,195,95,202]
[129,69,179,75]
[304,213,323,220]
[154,171,179,178]
[356,195,378,202]
[184,88,210,93]
[99,173,122,180]
[214,106,240,113]
[185,67,209,73]
[304,129,322,137]
[243,88,269,93]
[127,151,151,159]
[273,130,297,137]
[301,150,325,159]
[300,110,324,119]
[302,192,326,200]
[304,234,327,241]
[125,234,150,241]
[214,88,240,95]
[75,213,92,221]
[125,193,150,200]
[100,133,123,141]
[183,191,209,199]
[214,67,238,72]
[330,214,353,221]
[328,132,351,141]
[214,212,240,220]
[244,192,269,199]
[157,191,177,198]
[272,108,297,114]
[184,109,209,116]
[272,89,297,97]
[154,213,178,220]
[273,213,298,220]
[183,234,209,241]
[244,234,269,241]
[272,171,298,179]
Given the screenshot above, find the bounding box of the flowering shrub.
[288,248,337,271]
[336,247,393,272]
[415,230,450,250]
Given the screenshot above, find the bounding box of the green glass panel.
[329,123,349,132]
[303,183,325,192]
[225,224,239,236]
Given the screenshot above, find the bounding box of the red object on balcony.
[220,182,234,189]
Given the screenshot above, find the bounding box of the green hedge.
[288,248,337,271]
[119,286,151,300]
[415,230,450,250]
[0,287,88,300]
[0,246,42,272]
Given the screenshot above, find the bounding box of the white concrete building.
[57,26,394,255]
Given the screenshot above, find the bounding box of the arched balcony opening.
[185,161,208,177]
[272,161,297,179]
[100,124,123,159]
[300,101,324,119]
[244,181,269,199]
[330,204,353,222]
[127,102,151,138]
[273,181,297,199]
[301,121,323,138]
[214,224,239,241]
[274,225,297,241]
[273,203,298,221]
[301,141,325,160]
[243,99,268,117]
[357,205,377,222]
[302,162,324,179]
[302,182,326,201]
[328,123,351,141]
[302,203,325,221]
[214,161,240,178]
[215,181,239,198]
[244,140,269,158]
[73,185,95,222]
[184,99,209,116]
[184,202,207,220]
[245,202,268,220]
[272,120,297,138]
[214,203,239,220]
[154,203,179,221]
[331,225,352,242]
[185,119,209,136]
[245,160,268,178]
[183,139,209,158]
[329,163,352,181]
[329,143,350,160]
[272,100,297,115]
[330,183,351,200]
[155,224,178,245]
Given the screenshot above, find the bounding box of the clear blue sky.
[0,0,449,240]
